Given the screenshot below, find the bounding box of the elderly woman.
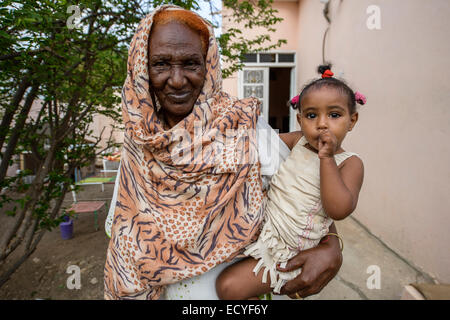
[104,5,342,300]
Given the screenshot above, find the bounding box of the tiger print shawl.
[104,5,265,300]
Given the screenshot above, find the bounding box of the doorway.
[268,68,291,133]
[238,52,296,132]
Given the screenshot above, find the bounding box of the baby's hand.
[318,130,338,159]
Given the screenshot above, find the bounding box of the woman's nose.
[168,66,187,89]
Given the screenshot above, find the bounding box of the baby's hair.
[290,64,360,114]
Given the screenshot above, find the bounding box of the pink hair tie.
[355,91,367,105]
[290,95,299,105]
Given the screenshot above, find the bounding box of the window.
[240,68,269,118]
[240,53,295,64]
[242,53,257,63]
[259,53,276,63]
[278,53,295,63]
[239,52,295,123]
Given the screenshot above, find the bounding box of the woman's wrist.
[321,233,343,268]
[320,224,342,252]
[320,233,339,248]
[323,233,344,251]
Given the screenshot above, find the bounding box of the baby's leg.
[216,257,272,300]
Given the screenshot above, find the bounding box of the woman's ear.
[348,112,358,131]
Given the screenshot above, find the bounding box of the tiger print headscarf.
[104,5,265,300]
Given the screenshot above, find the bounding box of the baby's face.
[297,87,358,152]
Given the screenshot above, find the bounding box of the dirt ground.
[0,177,115,300]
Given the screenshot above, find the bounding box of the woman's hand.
[276,226,343,299]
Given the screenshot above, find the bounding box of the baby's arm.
[318,130,364,220]
[320,156,364,220]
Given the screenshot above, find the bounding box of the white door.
[238,68,269,119]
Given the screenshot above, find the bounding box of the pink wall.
[222,0,450,283]
[5,98,123,174]
[296,0,450,282]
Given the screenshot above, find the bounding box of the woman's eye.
[185,60,200,69]
[152,61,169,69]
[306,113,316,119]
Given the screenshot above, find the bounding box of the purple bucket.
[60,219,73,240]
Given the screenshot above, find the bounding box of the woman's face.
[148,21,207,128]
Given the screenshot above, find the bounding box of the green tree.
[0,0,285,288]
[218,0,286,77]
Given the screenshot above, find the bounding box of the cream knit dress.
[244,135,359,293]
